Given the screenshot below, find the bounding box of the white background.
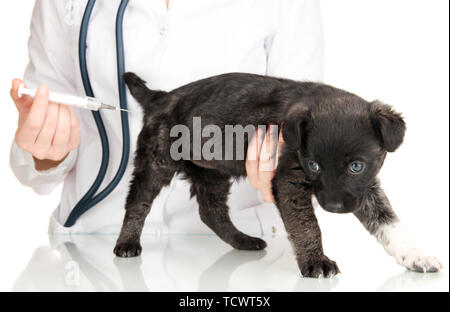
[0,0,448,292]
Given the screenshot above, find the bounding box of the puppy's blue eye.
[349,161,365,174]
[308,160,320,173]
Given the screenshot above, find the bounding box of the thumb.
[10,79,33,114]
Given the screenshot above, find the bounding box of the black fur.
[114,72,406,278]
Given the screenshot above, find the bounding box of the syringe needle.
[100,103,132,113]
[117,108,133,113]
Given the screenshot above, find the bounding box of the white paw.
[396,249,443,273]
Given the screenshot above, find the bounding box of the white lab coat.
[10,0,324,235]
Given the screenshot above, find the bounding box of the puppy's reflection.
[293,276,339,292]
[377,270,444,292]
[198,249,267,291]
[11,235,275,291]
[12,235,344,292]
[113,257,149,291]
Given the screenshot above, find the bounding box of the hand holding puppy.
[246,125,284,203]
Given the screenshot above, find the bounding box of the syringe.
[18,83,131,112]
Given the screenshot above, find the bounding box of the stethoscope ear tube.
[64,0,131,227]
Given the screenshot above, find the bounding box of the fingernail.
[39,85,48,96]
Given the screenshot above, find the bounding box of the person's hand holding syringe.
[10,79,128,171]
[10,79,83,171]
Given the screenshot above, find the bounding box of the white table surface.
[7,234,448,292]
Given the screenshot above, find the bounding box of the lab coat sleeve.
[9,0,79,194]
[265,0,325,82]
[10,142,78,195]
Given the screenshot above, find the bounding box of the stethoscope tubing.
[64,0,131,227]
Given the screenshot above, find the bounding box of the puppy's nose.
[326,202,343,212]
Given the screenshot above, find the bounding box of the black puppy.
[114,72,442,277]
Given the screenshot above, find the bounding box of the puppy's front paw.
[114,240,142,258]
[299,255,340,278]
[396,249,443,273]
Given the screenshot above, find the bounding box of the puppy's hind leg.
[114,129,176,257]
[186,164,267,250]
[354,180,443,273]
[115,165,175,257]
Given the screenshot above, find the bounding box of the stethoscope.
[64,0,131,227]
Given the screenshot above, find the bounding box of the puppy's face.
[300,124,386,214]
[283,97,406,214]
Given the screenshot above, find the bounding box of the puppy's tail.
[123,72,167,115]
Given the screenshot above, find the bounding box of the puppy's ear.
[369,101,406,152]
[282,101,311,149]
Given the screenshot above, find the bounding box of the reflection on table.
[11,234,443,292]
